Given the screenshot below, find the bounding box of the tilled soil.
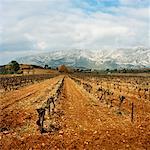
[0,76,150,150]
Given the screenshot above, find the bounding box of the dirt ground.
[0,75,150,150]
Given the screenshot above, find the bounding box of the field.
[0,73,150,150]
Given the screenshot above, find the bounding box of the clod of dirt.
[48,123,60,133]
[54,110,64,117]
[0,127,10,132]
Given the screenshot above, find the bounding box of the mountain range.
[17,47,150,70]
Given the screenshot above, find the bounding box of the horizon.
[0,0,150,65]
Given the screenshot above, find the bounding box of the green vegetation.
[9,60,20,73]
[0,60,20,74]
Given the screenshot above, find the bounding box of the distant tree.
[106,69,110,73]
[118,95,126,113]
[114,69,117,72]
[122,68,127,73]
[58,65,69,73]
[9,60,20,73]
[44,64,48,69]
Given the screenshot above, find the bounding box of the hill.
[0,64,58,75]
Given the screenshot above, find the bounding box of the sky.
[0,0,150,64]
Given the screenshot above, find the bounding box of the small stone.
[20,137,25,141]
[59,135,63,138]
[84,141,89,145]
[141,130,144,133]
[122,133,125,136]
[3,131,9,134]
[97,119,101,122]
[126,144,129,148]
[12,132,17,136]
[59,130,63,134]
[93,131,97,134]
[75,133,78,136]
[42,143,45,146]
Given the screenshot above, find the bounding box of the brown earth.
[0,75,150,150]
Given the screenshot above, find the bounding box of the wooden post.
[110,99,113,108]
[52,98,55,114]
[36,108,45,133]
[40,111,45,133]
[48,102,51,117]
[131,102,134,123]
[99,93,104,101]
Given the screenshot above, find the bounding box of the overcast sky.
[0,0,150,64]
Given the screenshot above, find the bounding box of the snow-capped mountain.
[17,47,150,70]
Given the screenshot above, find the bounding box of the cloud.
[119,0,150,6]
[0,0,149,64]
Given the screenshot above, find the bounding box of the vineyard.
[0,73,150,149]
[71,74,150,123]
[0,74,58,92]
